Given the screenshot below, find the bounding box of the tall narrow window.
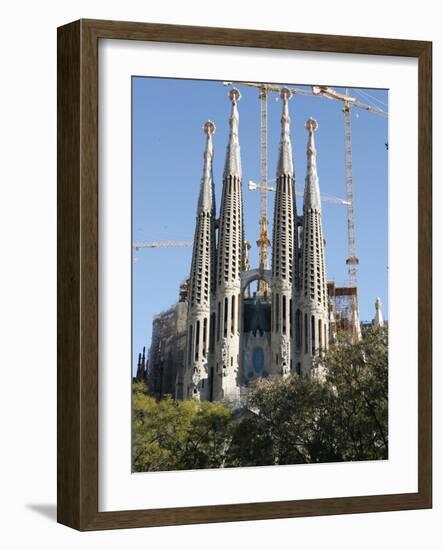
[324,324,327,350]
[311,315,315,355]
[224,297,228,338]
[209,312,215,352]
[203,317,208,357]
[282,295,287,334]
[209,366,214,402]
[271,292,274,332]
[188,325,193,365]
[275,293,280,333]
[195,320,200,361]
[217,302,221,342]
[289,299,293,339]
[318,318,322,350]
[295,309,301,351]
[304,313,308,354]
[231,295,235,335]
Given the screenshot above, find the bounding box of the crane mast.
[133,241,193,250]
[343,89,359,285]
[342,88,362,340]
[257,86,271,298]
[249,181,350,206]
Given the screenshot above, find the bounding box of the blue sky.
[132,77,388,374]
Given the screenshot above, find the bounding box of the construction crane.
[343,88,359,285]
[133,241,193,250]
[312,85,388,117]
[310,85,387,341]
[225,80,388,290]
[225,81,316,98]
[224,81,315,299]
[311,85,387,285]
[248,181,351,206]
[257,85,270,297]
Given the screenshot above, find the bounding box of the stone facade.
[183,121,217,400]
[148,294,188,400]
[271,88,297,379]
[298,118,329,375]
[148,89,334,404]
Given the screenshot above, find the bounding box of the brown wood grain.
[57,20,81,528]
[57,19,432,531]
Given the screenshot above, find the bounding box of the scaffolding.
[327,281,361,343]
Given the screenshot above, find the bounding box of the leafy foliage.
[229,326,388,465]
[132,382,233,472]
[133,326,388,471]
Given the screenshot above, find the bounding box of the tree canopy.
[230,326,388,465]
[133,326,388,471]
[132,382,233,472]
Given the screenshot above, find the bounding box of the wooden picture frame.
[57,18,432,530]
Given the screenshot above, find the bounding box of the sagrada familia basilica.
[138,86,384,405]
[183,86,329,403]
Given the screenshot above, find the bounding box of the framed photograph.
[57,19,432,530]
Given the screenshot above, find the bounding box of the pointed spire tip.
[203,120,216,136]
[305,117,318,132]
[280,87,292,101]
[229,87,241,104]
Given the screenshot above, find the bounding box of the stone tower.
[271,88,297,377]
[373,297,384,327]
[184,121,217,399]
[299,118,329,375]
[213,88,243,404]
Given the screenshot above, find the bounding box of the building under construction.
[327,281,362,343]
[142,83,386,404]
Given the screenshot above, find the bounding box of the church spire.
[299,117,329,375]
[213,88,244,404]
[271,88,296,377]
[198,121,216,213]
[184,121,217,400]
[223,88,242,179]
[303,117,321,211]
[277,88,294,176]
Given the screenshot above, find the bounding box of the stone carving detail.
[221,339,228,365]
[280,335,289,366]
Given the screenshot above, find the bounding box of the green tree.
[229,326,388,465]
[132,382,233,472]
[228,375,331,465]
[133,327,388,470]
[320,325,388,461]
